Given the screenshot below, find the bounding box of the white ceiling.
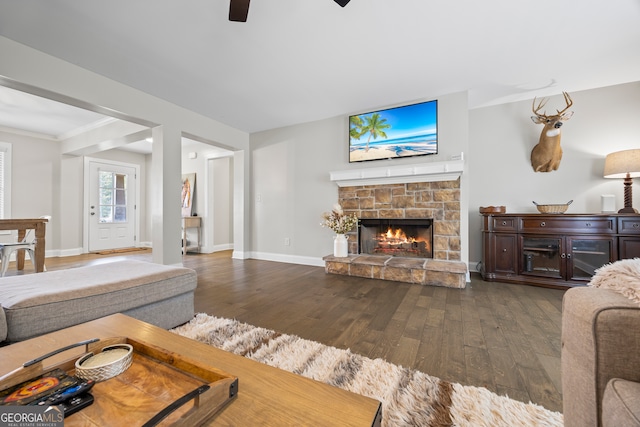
[0,0,639,137]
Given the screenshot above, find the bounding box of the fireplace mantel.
[330,158,464,187]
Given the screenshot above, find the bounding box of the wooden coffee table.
[0,314,382,426]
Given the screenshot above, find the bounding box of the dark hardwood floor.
[31,249,566,412]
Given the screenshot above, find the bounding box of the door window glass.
[99,171,127,223]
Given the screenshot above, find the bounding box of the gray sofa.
[0,260,197,342]
[562,286,640,426]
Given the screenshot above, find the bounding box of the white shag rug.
[589,258,640,305]
[171,313,563,427]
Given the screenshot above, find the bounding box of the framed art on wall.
[181,173,196,217]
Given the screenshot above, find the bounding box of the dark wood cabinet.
[481,213,640,289]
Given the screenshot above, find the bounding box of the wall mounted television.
[349,99,437,163]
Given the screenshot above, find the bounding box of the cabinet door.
[494,234,518,275]
[520,236,564,279]
[568,236,614,281]
[619,237,640,259]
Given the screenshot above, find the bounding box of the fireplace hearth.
[359,218,433,258]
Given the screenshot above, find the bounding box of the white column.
[151,125,183,265]
[232,150,249,259]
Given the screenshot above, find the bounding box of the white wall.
[467,81,640,268]
[250,91,470,266]
[212,156,233,248]
[0,130,58,250]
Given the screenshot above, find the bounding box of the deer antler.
[555,91,573,115]
[532,97,549,118]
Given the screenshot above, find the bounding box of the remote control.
[34,380,95,406]
[58,393,94,417]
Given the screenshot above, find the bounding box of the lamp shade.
[604,149,640,179]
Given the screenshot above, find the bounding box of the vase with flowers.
[321,203,359,257]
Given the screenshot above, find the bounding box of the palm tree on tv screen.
[362,113,391,152]
[349,115,364,141]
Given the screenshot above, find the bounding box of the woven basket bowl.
[533,200,573,214]
[75,344,133,382]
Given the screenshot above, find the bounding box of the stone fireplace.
[323,160,467,288]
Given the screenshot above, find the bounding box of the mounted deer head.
[530,91,574,172]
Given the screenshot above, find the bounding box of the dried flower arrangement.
[321,203,359,235]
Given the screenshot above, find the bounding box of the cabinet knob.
[503,248,507,252]
[585,223,591,227]
[502,221,507,226]
[561,253,566,258]
[540,222,546,227]
[634,223,639,229]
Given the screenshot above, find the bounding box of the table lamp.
[604,149,640,213]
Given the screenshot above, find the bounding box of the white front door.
[88,160,137,252]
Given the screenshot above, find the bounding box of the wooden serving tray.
[0,337,238,426]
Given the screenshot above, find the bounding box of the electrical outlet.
[284,237,290,246]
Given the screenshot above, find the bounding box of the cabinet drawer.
[519,217,615,234]
[489,217,517,232]
[618,217,640,235]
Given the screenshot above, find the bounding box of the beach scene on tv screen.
[349,100,437,162]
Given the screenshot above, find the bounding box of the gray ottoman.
[0,260,197,342]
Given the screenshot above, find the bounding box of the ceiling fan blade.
[229,0,250,22]
[334,0,350,6]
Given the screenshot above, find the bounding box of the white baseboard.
[248,251,325,267]
[197,243,233,254]
[51,248,84,258]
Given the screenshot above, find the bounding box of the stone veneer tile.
[378,209,405,218]
[433,235,449,251]
[416,192,434,203]
[375,188,392,203]
[444,202,461,211]
[424,271,465,288]
[359,198,375,209]
[353,255,389,266]
[445,210,461,221]
[448,236,461,251]
[433,190,457,202]
[412,269,426,284]
[325,261,350,275]
[356,189,373,197]
[447,252,461,261]
[383,266,414,283]
[434,221,459,236]
[425,259,467,273]
[341,198,359,210]
[350,264,373,278]
[359,210,379,218]
[406,209,434,218]
[407,182,431,191]
[386,257,427,269]
[323,254,356,263]
[392,195,415,208]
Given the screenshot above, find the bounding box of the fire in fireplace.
[358,218,433,258]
